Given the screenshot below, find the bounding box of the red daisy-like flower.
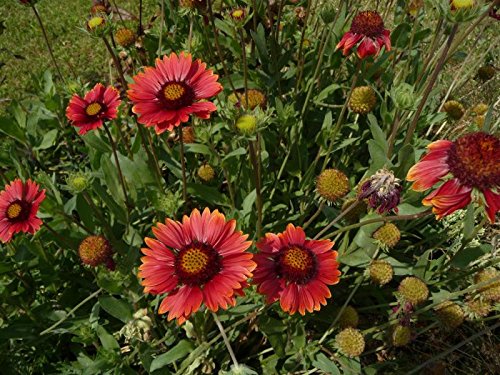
[128,52,223,135]
[66,83,121,135]
[253,224,341,315]
[336,11,391,59]
[0,179,46,243]
[407,132,500,223]
[138,208,255,324]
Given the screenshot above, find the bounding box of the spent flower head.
[335,328,365,357]
[358,168,402,213]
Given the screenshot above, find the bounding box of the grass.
[0,0,156,111]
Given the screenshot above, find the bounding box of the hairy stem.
[212,312,239,368]
[178,126,188,202]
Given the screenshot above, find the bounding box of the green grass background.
[0,0,155,110]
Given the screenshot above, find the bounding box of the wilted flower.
[78,235,115,270]
[471,103,488,116]
[198,164,215,182]
[369,260,394,286]
[182,126,196,143]
[407,132,500,223]
[253,224,341,315]
[391,325,412,347]
[398,277,429,306]
[465,296,492,319]
[66,83,121,135]
[128,52,222,134]
[336,11,391,59]
[119,309,153,342]
[443,100,465,120]
[139,208,255,324]
[358,168,402,213]
[373,223,401,248]
[335,328,365,357]
[316,169,350,203]
[407,0,424,16]
[0,179,46,243]
[349,86,377,114]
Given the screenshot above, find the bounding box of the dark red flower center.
[86,102,103,116]
[160,81,195,110]
[276,246,317,284]
[447,132,500,190]
[6,200,31,222]
[350,11,385,37]
[175,243,221,286]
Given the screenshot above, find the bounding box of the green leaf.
[258,315,286,357]
[98,296,133,323]
[186,183,228,206]
[96,325,120,351]
[368,114,388,154]
[185,143,211,155]
[34,129,58,150]
[251,24,269,64]
[83,132,112,153]
[462,203,475,241]
[0,116,27,144]
[367,140,390,171]
[150,339,194,371]
[222,147,247,163]
[313,353,340,375]
[338,248,372,267]
[451,245,490,269]
[100,154,124,202]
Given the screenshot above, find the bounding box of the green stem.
[403,24,458,146]
[40,288,103,335]
[102,36,128,91]
[249,139,263,238]
[103,123,132,214]
[324,209,432,239]
[31,5,65,83]
[320,59,362,170]
[313,200,360,240]
[178,126,188,202]
[211,312,239,368]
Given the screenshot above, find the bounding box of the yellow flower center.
[180,248,209,274]
[86,102,102,116]
[283,247,311,271]
[231,9,244,18]
[163,83,186,101]
[451,0,475,10]
[7,203,22,219]
[88,16,105,29]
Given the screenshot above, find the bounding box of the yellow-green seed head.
[391,325,412,347]
[398,277,429,306]
[369,260,394,286]
[115,28,136,47]
[349,86,377,114]
[474,268,500,302]
[373,223,400,248]
[336,306,359,328]
[451,0,475,10]
[66,172,90,193]
[443,100,465,120]
[198,164,215,182]
[228,89,266,110]
[79,235,112,267]
[435,301,464,329]
[87,16,106,30]
[477,65,495,81]
[335,328,365,357]
[316,169,350,203]
[471,103,488,116]
[236,114,257,134]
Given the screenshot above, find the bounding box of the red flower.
[407,132,500,223]
[253,224,341,315]
[0,179,46,243]
[128,52,223,134]
[66,83,121,135]
[138,208,255,324]
[336,11,391,59]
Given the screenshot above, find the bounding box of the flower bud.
[320,4,336,24]
[336,306,359,328]
[236,114,257,134]
[443,100,465,120]
[198,164,215,182]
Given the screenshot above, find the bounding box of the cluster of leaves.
[0,0,498,374]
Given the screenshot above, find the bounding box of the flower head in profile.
[139,208,255,324]
[0,179,45,243]
[79,235,115,270]
[128,52,222,134]
[253,224,341,315]
[407,132,500,223]
[336,10,391,59]
[66,83,121,135]
[358,168,402,213]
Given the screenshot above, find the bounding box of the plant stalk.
[212,312,239,368]
[178,126,188,202]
